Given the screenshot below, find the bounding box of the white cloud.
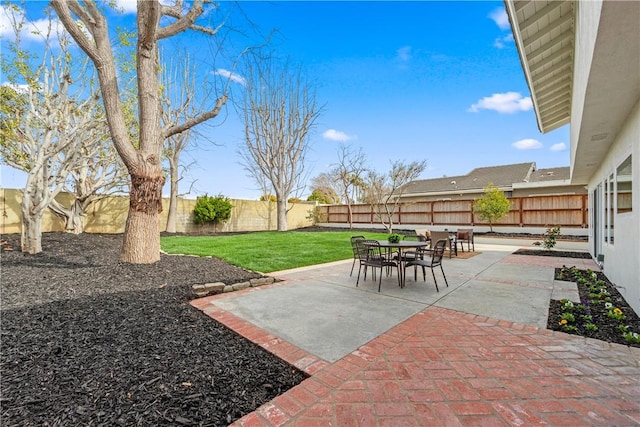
[113,0,138,14]
[1,82,29,94]
[0,5,14,38]
[322,129,355,142]
[493,34,514,49]
[550,142,567,152]
[489,7,510,30]
[468,91,533,114]
[1,4,68,43]
[512,138,543,150]
[396,46,412,62]
[214,69,246,86]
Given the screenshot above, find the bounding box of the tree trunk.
[120,174,165,264]
[20,192,43,254]
[165,162,178,233]
[49,199,86,234]
[67,200,86,234]
[276,198,288,231]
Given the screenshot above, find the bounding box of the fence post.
[519,197,524,227]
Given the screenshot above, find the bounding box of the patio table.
[367,240,430,288]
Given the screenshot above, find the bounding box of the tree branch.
[164,95,227,139]
[50,0,99,62]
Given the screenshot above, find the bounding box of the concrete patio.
[191,239,640,426]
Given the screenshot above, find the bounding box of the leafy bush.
[260,194,277,202]
[542,225,561,249]
[193,194,233,226]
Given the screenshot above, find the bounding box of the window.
[617,155,632,214]
[608,174,614,244]
[604,179,609,243]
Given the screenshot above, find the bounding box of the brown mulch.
[0,233,307,426]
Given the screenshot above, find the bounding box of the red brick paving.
[191,255,640,426]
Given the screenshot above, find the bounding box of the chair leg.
[356,263,362,286]
[440,264,449,288]
[378,266,383,292]
[431,267,439,292]
[350,259,356,276]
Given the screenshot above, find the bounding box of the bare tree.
[363,160,427,233]
[0,9,107,252]
[239,57,322,231]
[48,113,129,234]
[51,0,229,263]
[332,144,367,228]
[160,52,227,233]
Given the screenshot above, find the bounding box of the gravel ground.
[1,232,307,426]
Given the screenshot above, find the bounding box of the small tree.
[332,144,367,228]
[473,184,511,232]
[363,160,427,233]
[193,194,233,232]
[307,189,338,204]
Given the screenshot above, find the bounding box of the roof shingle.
[401,162,570,195]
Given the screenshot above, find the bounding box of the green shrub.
[542,225,561,249]
[193,194,233,226]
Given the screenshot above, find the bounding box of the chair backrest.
[359,239,382,260]
[431,239,447,265]
[457,228,473,240]
[351,235,366,258]
[430,231,450,249]
[403,234,428,242]
[415,229,431,240]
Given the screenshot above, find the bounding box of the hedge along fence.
[0,188,316,235]
[320,194,588,229]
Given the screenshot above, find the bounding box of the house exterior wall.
[588,100,640,316]
[512,185,587,197]
[570,0,601,172]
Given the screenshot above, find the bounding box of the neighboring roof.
[504,1,575,133]
[401,162,537,196]
[527,167,570,183]
[506,0,639,184]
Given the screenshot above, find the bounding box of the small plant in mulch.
[541,225,561,249]
[549,266,640,347]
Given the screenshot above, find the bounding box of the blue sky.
[0,1,570,200]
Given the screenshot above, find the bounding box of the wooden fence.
[319,194,588,228]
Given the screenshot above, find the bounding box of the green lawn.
[161,231,389,273]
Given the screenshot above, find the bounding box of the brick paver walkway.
[191,254,640,426]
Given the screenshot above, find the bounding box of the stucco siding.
[570,0,602,171]
[589,99,640,315]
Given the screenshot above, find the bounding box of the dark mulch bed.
[546,267,640,348]
[513,248,593,259]
[1,233,307,426]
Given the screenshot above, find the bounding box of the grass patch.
[161,231,389,273]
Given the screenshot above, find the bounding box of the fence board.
[320,194,588,228]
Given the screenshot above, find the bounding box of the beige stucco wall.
[0,188,315,235]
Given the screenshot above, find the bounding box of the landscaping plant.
[550,266,640,346]
[542,225,561,249]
